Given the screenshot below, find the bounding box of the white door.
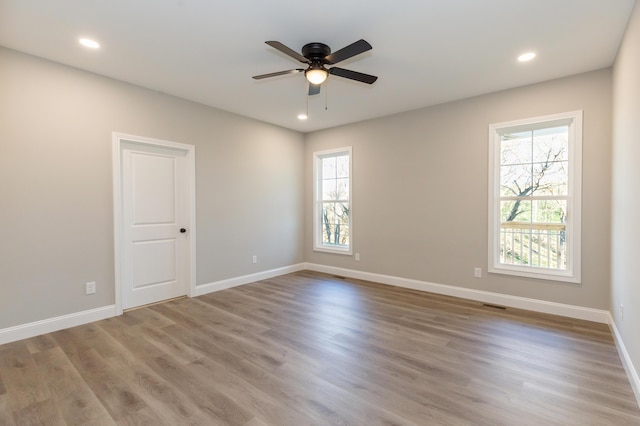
[119,140,192,309]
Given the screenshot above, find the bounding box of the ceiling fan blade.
[329,67,378,84]
[265,41,309,63]
[308,84,321,96]
[325,39,372,65]
[252,69,304,80]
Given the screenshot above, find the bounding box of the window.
[313,147,352,254]
[488,111,582,283]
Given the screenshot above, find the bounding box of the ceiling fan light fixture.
[305,68,328,85]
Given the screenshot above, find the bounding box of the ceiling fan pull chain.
[325,81,328,111]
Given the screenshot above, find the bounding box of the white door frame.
[112,132,196,315]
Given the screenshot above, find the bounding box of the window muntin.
[314,147,352,254]
[489,112,582,282]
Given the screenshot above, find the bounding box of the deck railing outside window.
[499,222,566,269]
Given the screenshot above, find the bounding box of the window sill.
[313,246,352,256]
[489,264,580,284]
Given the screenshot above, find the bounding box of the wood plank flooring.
[1,270,639,425]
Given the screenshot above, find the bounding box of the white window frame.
[313,147,353,255]
[488,111,582,283]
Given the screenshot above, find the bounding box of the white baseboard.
[302,263,610,324]
[0,305,117,346]
[0,263,611,347]
[0,264,308,346]
[194,263,306,297]
[609,314,640,410]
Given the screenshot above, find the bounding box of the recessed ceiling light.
[518,52,536,62]
[297,114,308,120]
[79,38,100,49]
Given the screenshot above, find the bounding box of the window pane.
[322,222,335,244]
[322,157,336,179]
[336,225,350,246]
[501,132,532,165]
[499,226,530,266]
[336,155,349,178]
[336,178,349,200]
[322,203,336,244]
[532,126,568,163]
[500,164,532,197]
[532,199,566,224]
[322,179,337,200]
[499,198,565,270]
[322,202,349,246]
[531,228,567,269]
[499,223,567,269]
[534,160,568,196]
[336,202,349,225]
[501,200,531,223]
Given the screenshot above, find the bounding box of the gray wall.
[0,47,305,329]
[0,43,620,331]
[305,69,612,310]
[612,0,640,395]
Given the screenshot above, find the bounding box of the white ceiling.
[0,0,635,132]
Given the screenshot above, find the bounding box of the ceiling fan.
[252,39,378,95]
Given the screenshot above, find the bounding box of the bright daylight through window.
[488,111,582,282]
[313,147,352,254]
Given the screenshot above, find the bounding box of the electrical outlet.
[252,255,257,264]
[355,253,360,261]
[474,267,482,278]
[86,281,96,295]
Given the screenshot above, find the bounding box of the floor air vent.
[483,303,507,310]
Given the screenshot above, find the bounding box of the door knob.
[180,228,187,233]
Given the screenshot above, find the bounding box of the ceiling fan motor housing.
[301,43,331,61]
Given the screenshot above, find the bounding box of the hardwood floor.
[1,271,639,425]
